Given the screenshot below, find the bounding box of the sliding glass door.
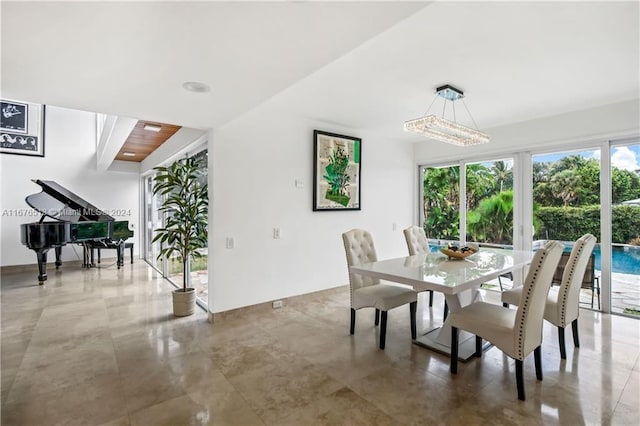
[609,142,640,316]
[532,149,602,310]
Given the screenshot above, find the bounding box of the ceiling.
[115,121,182,162]
[1,1,638,144]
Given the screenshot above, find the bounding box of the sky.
[534,143,640,172]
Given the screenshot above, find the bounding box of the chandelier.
[404,84,489,146]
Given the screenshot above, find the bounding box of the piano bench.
[96,242,134,267]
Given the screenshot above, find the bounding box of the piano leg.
[82,243,91,268]
[117,243,124,269]
[36,249,49,283]
[55,246,62,269]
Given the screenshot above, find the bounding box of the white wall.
[209,108,415,313]
[0,106,140,267]
[414,100,640,164]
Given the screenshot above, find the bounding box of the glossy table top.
[350,248,534,294]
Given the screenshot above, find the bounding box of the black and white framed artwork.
[0,99,45,157]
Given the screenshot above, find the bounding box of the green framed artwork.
[313,130,361,211]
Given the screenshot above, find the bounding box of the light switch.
[225,237,235,249]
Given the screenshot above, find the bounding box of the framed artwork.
[313,130,361,211]
[0,99,45,157]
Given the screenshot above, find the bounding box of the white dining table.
[349,248,534,360]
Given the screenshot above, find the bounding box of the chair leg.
[350,308,356,335]
[498,276,504,292]
[410,301,417,340]
[572,319,580,347]
[558,326,567,359]
[502,302,509,308]
[443,301,448,321]
[515,359,525,401]
[534,346,543,380]
[429,290,434,307]
[379,311,388,350]
[374,309,380,326]
[450,327,458,374]
[475,335,482,357]
[596,278,601,310]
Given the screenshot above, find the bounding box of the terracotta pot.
[172,288,196,317]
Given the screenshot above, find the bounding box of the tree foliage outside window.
[423,153,640,247]
[423,166,460,240]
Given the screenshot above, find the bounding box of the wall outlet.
[272,300,283,309]
[273,227,281,239]
[295,178,304,188]
[392,222,397,231]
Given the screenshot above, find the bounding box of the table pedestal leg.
[414,287,492,361]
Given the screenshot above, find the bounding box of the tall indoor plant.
[152,155,208,316]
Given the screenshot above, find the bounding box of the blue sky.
[534,143,640,171]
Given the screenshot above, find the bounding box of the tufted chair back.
[554,234,597,326]
[513,240,564,360]
[403,226,430,255]
[342,229,381,302]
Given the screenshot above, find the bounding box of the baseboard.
[209,284,346,323]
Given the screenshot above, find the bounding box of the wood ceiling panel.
[115,121,181,162]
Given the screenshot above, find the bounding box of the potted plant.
[152,155,208,316]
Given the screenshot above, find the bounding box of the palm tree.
[550,169,581,207]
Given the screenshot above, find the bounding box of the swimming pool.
[593,245,640,275]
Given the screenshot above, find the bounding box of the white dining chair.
[342,229,418,349]
[402,226,435,307]
[502,234,597,359]
[449,240,564,401]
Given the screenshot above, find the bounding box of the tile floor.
[1,260,639,425]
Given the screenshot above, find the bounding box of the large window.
[420,140,640,318]
[145,174,163,271]
[466,160,514,245]
[422,158,514,247]
[422,165,460,241]
[143,148,209,308]
[166,150,209,305]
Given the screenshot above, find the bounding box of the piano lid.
[25,179,115,222]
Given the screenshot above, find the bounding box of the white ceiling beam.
[96,115,137,172]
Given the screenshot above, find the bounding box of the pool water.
[593,245,640,275]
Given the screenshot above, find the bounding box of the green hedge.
[535,205,640,244]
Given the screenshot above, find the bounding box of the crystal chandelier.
[404,84,489,146]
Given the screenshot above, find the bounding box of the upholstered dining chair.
[449,240,564,401]
[502,234,597,359]
[342,229,418,349]
[403,226,435,307]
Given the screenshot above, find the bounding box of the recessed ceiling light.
[182,81,210,93]
[143,123,162,132]
[122,152,136,157]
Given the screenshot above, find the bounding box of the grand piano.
[20,179,134,284]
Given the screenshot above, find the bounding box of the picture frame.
[1,99,45,157]
[313,130,361,211]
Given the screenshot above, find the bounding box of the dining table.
[349,247,534,360]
